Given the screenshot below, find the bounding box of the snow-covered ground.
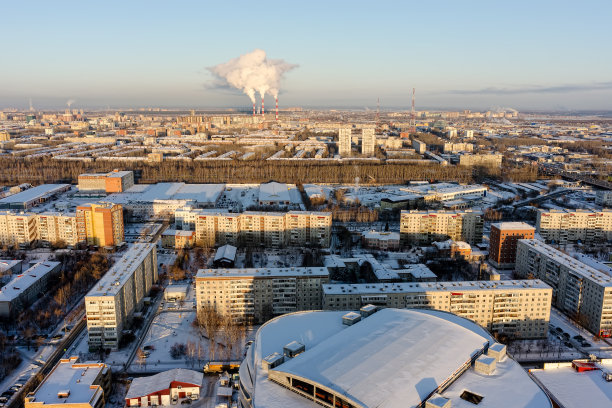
[234,248,304,269]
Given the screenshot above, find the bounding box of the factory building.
[78,170,134,194]
[515,239,612,337]
[323,279,552,339]
[195,267,329,323]
[85,243,157,350]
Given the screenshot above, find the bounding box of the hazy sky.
[2,0,611,110]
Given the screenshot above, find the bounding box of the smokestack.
[261,96,265,117]
[253,102,256,116]
[275,97,279,121]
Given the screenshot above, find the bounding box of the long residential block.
[85,243,157,350]
[185,210,331,248]
[515,239,612,337]
[0,261,61,317]
[400,210,483,245]
[536,209,612,245]
[195,267,329,324]
[323,279,552,339]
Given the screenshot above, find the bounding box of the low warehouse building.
[125,368,203,407]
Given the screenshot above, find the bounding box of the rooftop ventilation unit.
[342,312,361,326]
[283,341,305,358]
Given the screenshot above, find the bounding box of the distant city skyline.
[2,0,611,110]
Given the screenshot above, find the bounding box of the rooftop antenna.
[410,88,416,134]
[376,97,380,128]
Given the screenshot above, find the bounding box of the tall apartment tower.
[76,203,124,247]
[488,222,535,269]
[338,127,352,157]
[85,243,157,350]
[361,127,376,156]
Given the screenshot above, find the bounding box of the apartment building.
[195,267,329,323]
[515,239,612,337]
[36,212,78,246]
[489,222,535,269]
[361,127,376,156]
[0,262,61,317]
[596,190,612,207]
[443,142,474,153]
[323,279,552,339]
[536,209,612,244]
[85,243,157,350]
[0,211,37,247]
[458,153,503,167]
[338,127,351,156]
[191,210,331,248]
[76,202,124,247]
[400,210,483,245]
[25,357,111,408]
[78,170,134,194]
[412,139,426,154]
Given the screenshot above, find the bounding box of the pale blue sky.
[1,0,611,110]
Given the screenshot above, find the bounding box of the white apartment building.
[459,153,503,167]
[536,209,612,244]
[323,279,552,339]
[361,128,376,156]
[0,211,38,247]
[515,239,612,337]
[37,212,78,246]
[190,210,331,248]
[195,267,329,323]
[0,261,62,317]
[85,243,158,350]
[400,210,483,245]
[412,139,426,154]
[596,190,612,207]
[338,127,352,157]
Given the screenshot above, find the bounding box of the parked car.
[171,396,178,405]
[0,396,9,403]
[180,399,192,404]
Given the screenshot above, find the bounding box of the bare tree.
[196,306,223,360]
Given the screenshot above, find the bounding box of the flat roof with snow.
[0,184,70,206]
[323,279,551,296]
[243,309,551,408]
[259,182,291,203]
[27,357,107,405]
[197,267,329,279]
[530,360,612,408]
[108,183,224,205]
[86,243,155,298]
[0,261,60,302]
[519,239,612,287]
[491,221,535,231]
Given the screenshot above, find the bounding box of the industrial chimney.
[275,97,279,121]
[261,96,265,117]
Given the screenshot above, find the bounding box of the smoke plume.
[208,49,297,103]
[66,99,76,108]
